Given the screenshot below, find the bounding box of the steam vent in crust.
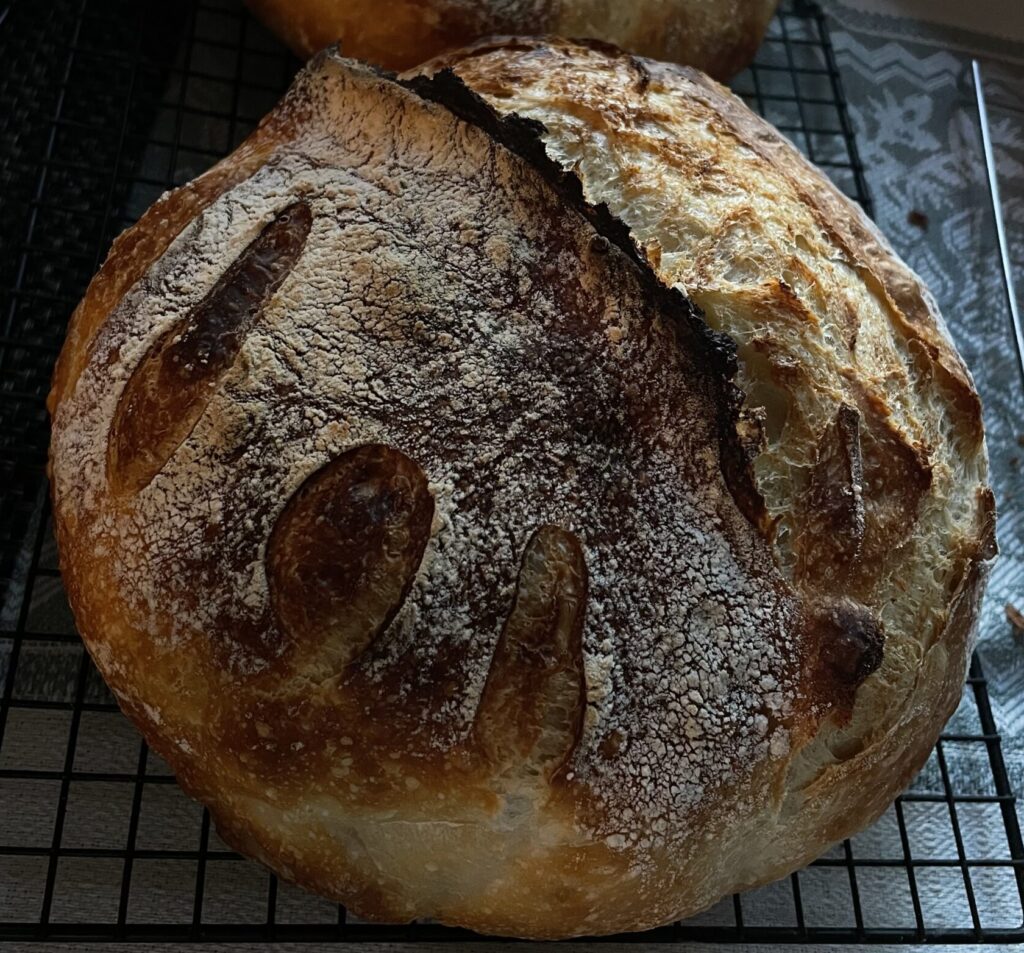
[49,44,995,939]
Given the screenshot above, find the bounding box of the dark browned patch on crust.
[108,202,312,494]
[267,443,433,677]
[794,403,865,588]
[977,486,998,562]
[841,299,861,351]
[806,598,884,719]
[471,525,587,781]
[722,405,773,536]
[402,67,770,535]
[628,55,652,94]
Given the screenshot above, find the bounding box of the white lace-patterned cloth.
[838,0,1024,43]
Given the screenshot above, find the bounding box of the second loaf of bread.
[245,0,778,79]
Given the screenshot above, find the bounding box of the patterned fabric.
[827,2,1024,794]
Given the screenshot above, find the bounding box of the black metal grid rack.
[1,0,1022,943]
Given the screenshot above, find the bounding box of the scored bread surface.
[49,45,994,939]
[415,38,996,772]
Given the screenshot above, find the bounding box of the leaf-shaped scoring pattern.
[267,444,434,679]
[471,525,588,780]
[108,202,312,494]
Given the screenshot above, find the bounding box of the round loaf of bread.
[49,43,994,939]
[244,0,778,79]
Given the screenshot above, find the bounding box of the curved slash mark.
[108,201,313,494]
[471,524,588,781]
[267,443,434,679]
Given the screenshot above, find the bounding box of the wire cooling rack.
[1,0,1023,943]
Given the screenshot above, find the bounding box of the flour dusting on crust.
[51,58,804,846]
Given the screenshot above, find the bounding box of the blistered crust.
[49,44,990,939]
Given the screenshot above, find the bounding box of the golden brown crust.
[415,36,995,925]
[49,43,993,939]
[243,0,778,80]
[674,64,987,451]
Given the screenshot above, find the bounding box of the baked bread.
[49,43,994,939]
[245,0,778,79]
